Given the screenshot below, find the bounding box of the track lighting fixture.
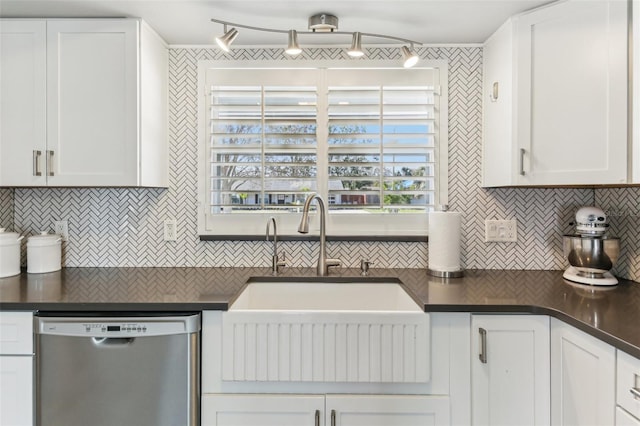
[215,26,238,52]
[211,13,422,67]
[347,32,365,58]
[285,30,302,56]
[402,45,419,68]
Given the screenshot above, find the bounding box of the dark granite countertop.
[1,267,639,358]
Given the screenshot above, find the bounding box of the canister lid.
[0,228,22,246]
[27,231,61,247]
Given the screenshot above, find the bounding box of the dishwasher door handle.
[92,337,135,346]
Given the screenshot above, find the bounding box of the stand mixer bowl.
[563,235,620,277]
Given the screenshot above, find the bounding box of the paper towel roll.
[428,211,462,274]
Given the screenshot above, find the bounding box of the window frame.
[197,60,449,239]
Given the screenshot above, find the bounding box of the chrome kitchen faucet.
[297,193,341,276]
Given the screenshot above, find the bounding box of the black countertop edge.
[426,303,640,360]
[199,235,427,242]
[0,302,229,312]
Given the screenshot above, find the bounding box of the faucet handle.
[360,258,375,276]
[271,251,287,275]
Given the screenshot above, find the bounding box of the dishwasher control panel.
[35,315,200,338]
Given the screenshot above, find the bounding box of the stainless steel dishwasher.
[34,313,200,426]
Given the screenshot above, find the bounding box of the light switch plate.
[485,219,517,242]
[163,219,177,241]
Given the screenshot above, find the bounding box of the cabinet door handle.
[315,409,320,426]
[331,409,336,426]
[33,150,42,176]
[46,150,54,176]
[490,82,499,102]
[519,148,526,176]
[630,387,640,400]
[479,328,487,364]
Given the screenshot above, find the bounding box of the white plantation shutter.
[207,69,319,214]
[326,69,437,211]
[202,65,446,236]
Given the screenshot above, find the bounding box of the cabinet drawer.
[617,407,640,426]
[0,312,33,355]
[617,350,640,419]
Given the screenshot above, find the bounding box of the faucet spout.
[266,216,278,257]
[297,193,341,276]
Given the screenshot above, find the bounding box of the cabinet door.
[618,350,640,420]
[0,311,34,355]
[471,315,550,426]
[326,395,450,426]
[46,19,139,186]
[617,407,640,426]
[516,0,627,185]
[0,20,47,186]
[551,318,615,426]
[482,19,516,187]
[201,394,324,426]
[0,356,33,426]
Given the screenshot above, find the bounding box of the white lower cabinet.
[201,394,324,426]
[616,350,640,425]
[0,357,33,426]
[202,311,471,426]
[471,314,550,426]
[327,395,450,426]
[202,394,450,426]
[551,318,615,426]
[617,408,640,426]
[0,312,34,426]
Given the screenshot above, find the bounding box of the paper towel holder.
[427,205,464,278]
[428,268,464,278]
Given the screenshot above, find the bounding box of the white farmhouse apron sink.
[222,280,430,384]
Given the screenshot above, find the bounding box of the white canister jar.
[27,232,62,274]
[0,228,23,278]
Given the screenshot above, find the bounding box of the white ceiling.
[0,0,554,46]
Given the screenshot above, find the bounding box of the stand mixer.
[563,206,620,286]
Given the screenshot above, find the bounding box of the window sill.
[199,235,428,242]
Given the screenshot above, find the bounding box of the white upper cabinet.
[0,20,47,187]
[482,0,628,186]
[0,19,168,187]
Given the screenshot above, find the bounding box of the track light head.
[215,27,238,52]
[285,30,302,56]
[347,32,365,58]
[401,45,419,68]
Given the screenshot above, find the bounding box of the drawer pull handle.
[47,150,54,176]
[630,387,640,400]
[315,409,320,426]
[331,409,336,426]
[33,150,42,176]
[479,328,487,364]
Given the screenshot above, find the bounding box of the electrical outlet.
[485,219,518,242]
[54,220,69,242]
[163,219,177,241]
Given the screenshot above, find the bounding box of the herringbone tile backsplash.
[0,189,13,231]
[6,46,620,278]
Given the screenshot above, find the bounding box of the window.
[198,62,448,237]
